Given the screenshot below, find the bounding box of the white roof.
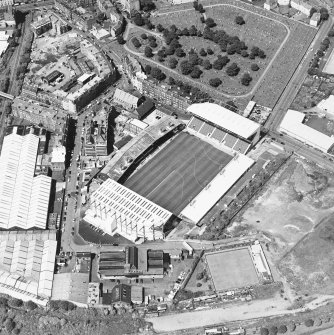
[187,103,260,139]
[0,133,51,229]
[113,88,139,107]
[180,154,254,224]
[318,95,334,115]
[279,109,334,153]
[51,145,66,163]
[128,118,148,130]
[77,72,94,83]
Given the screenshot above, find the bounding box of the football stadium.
[83,103,260,243]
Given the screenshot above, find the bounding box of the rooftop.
[187,102,260,140]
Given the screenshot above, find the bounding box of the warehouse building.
[279,109,334,153]
[0,132,52,230]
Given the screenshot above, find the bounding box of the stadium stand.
[233,139,250,153]
[199,123,215,136]
[224,134,238,148]
[187,117,204,132]
[210,128,227,142]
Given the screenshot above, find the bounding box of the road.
[266,16,334,131]
[15,0,54,10]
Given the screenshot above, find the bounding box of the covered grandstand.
[187,103,261,154]
[180,153,254,225]
[279,109,334,153]
[99,116,183,182]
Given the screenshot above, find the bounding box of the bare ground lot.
[230,157,334,295]
[124,132,232,215]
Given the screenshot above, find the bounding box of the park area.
[128,0,316,108]
[205,248,259,291]
[124,132,233,215]
[147,4,287,96]
[229,157,334,295]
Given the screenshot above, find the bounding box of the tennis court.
[123,132,232,215]
[205,247,259,291]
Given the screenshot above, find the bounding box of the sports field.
[123,132,232,215]
[205,247,259,291]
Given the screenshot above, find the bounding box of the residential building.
[122,55,146,91]
[140,79,191,112]
[264,0,277,10]
[0,0,13,7]
[113,88,140,110]
[84,179,173,242]
[117,0,140,15]
[291,0,313,16]
[84,123,108,156]
[0,131,52,230]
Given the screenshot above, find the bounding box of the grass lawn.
[149,4,287,95]
[186,259,213,293]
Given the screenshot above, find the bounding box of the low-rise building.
[113,88,140,110]
[291,0,313,16]
[310,12,320,26]
[264,0,277,10]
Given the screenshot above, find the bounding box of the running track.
[124,132,232,214]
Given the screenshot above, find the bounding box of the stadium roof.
[84,179,172,242]
[180,154,254,224]
[0,133,52,229]
[279,109,334,153]
[187,102,260,140]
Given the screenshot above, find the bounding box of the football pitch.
[123,132,232,215]
[205,248,259,291]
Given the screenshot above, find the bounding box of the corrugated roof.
[187,102,260,140]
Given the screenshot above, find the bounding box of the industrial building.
[279,109,334,153]
[98,246,164,279]
[0,230,57,306]
[84,179,173,242]
[187,102,261,154]
[0,132,52,230]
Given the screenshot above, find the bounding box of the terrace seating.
[210,128,227,142]
[232,139,250,154]
[199,123,215,136]
[223,134,238,148]
[187,117,204,132]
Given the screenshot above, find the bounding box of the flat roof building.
[84,179,173,242]
[279,109,334,153]
[0,133,51,230]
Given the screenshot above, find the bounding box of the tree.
[202,59,212,70]
[278,325,287,334]
[320,7,329,20]
[189,25,197,36]
[189,52,199,66]
[193,0,198,10]
[304,319,314,327]
[133,14,144,26]
[116,35,125,45]
[317,50,324,57]
[0,297,8,308]
[196,272,204,280]
[132,37,141,48]
[175,48,185,57]
[190,66,202,78]
[25,300,37,311]
[199,48,207,57]
[328,29,334,37]
[213,59,223,70]
[157,23,164,32]
[10,298,23,307]
[180,60,193,75]
[269,326,278,335]
[141,33,147,39]
[209,78,222,87]
[149,40,157,48]
[226,100,237,111]
[198,4,205,13]
[241,50,248,57]
[310,7,317,17]
[5,319,15,333]
[260,328,269,335]
[226,63,240,76]
[144,46,153,57]
[169,76,175,85]
[258,49,266,59]
[251,63,259,71]
[288,322,296,332]
[207,47,214,55]
[241,73,252,86]
[206,18,216,28]
[145,64,152,74]
[196,282,202,287]
[322,37,330,46]
[140,0,155,12]
[235,16,245,25]
[169,57,178,69]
